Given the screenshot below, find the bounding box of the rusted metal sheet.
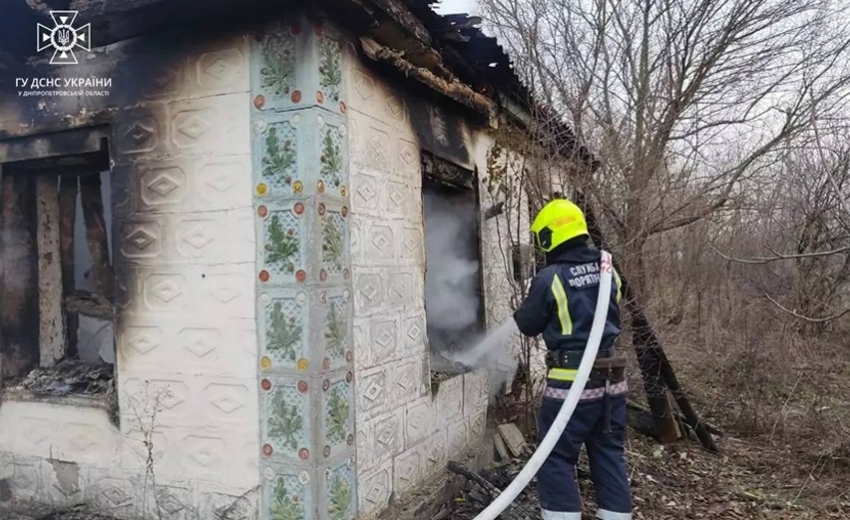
[366,0,432,45]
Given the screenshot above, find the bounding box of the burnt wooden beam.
[1,171,40,378]
[360,37,496,117]
[446,461,539,520]
[366,0,432,46]
[0,165,3,387]
[59,176,79,359]
[36,174,65,367]
[422,151,474,189]
[79,174,114,301]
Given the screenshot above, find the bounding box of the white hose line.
[473,251,614,520]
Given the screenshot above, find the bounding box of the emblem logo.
[37,11,91,65]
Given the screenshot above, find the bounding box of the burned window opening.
[1,146,115,401]
[423,167,485,373]
[421,150,474,190]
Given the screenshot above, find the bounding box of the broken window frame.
[421,153,487,356]
[0,136,115,402]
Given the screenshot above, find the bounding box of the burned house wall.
[0,10,521,520]
[345,45,490,518]
[0,26,260,518]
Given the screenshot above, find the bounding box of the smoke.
[423,189,481,352]
[423,187,518,394]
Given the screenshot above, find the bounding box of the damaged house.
[0,0,590,518]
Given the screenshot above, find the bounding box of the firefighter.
[514,198,631,520]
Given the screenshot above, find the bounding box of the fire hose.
[473,251,614,520]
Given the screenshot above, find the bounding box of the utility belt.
[545,348,628,435]
[545,348,627,383]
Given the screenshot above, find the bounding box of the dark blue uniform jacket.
[514,239,621,355]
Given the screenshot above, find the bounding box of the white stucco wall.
[346,56,491,517]
[0,31,260,519]
[473,136,548,387]
[0,19,533,520]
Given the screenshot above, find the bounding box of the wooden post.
[632,313,683,443]
[36,174,65,367]
[79,174,113,301]
[1,172,40,377]
[575,190,697,446]
[59,176,79,359]
[0,164,3,388]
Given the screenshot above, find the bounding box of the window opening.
[422,173,484,362]
[1,146,115,400]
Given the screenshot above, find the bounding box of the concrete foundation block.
[463,369,489,418]
[404,397,435,449]
[446,420,469,457]
[392,444,424,495]
[434,374,463,425]
[358,461,392,518]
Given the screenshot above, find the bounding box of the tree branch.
[765,294,850,323]
[711,244,850,265]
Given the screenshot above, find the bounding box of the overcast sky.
[435,0,479,15]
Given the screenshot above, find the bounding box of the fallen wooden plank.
[626,399,723,437]
[447,461,539,519]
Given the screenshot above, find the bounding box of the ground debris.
[4,358,113,396]
[0,503,117,520]
[447,426,850,520]
[497,423,527,457]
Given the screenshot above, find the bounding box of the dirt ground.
[421,425,850,520]
[428,335,850,520]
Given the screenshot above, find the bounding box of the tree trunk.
[575,190,692,445]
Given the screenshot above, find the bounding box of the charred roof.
[0,0,594,167]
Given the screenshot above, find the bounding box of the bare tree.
[480,0,850,440]
[714,129,850,329]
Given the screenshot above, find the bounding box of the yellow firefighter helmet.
[530,199,589,252]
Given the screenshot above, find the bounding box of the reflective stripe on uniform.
[613,268,622,303]
[541,510,582,520]
[596,509,632,520]
[548,368,578,381]
[551,274,573,335]
[544,380,629,401]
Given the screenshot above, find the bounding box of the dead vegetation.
[459,0,850,513]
